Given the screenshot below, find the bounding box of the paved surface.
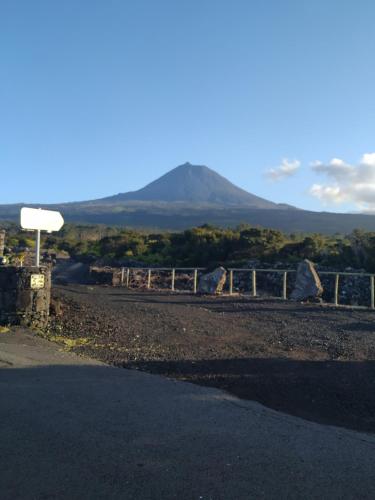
[51,285,375,433]
[1,328,375,499]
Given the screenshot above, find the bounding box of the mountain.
[3,162,375,234]
[90,162,294,209]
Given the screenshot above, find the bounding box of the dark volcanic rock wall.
[0,266,51,328]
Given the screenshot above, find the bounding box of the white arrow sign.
[20,207,64,232]
[20,207,64,266]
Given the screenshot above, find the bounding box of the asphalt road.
[1,328,375,499]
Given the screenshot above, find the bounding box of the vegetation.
[4,222,375,271]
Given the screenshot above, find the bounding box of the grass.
[47,335,91,350]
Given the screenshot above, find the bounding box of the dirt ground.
[48,284,375,434]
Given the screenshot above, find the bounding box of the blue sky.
[1,0,375,211]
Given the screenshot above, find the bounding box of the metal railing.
[319,271,375,309]
[227,268,292,299]
[121,267,205,294]
[228,268,375,309]
[118,266,375,310]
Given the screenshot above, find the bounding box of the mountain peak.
[175,162,209,172]
[97,162,291,209]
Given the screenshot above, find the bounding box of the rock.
[291,260,323,301]
[198,267,227,294]
[50,297,63,316]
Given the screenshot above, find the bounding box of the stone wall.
[90,266,123,286]
[0,266,51,328]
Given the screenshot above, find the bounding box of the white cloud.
[310,184,348,204]
[266,158,300,181]
[310,153,375,210]
[311,158,355,181]
[362,153,375,167]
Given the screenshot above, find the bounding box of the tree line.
[3,223,372,271]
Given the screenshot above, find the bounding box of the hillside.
[3,201,375,234]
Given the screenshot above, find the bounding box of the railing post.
[171,268,175,291]
[121,267,125,286]
[252,270,257,297]
[334,274,339,306]
[229,270,233,295]
[193,269,198,294]
[282,271,287,300]
[147,269,151,289]
[371,275,375,310]
[126,268,130,288]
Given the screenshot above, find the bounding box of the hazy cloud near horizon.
[266,159,301,181]
[310,153,375,211]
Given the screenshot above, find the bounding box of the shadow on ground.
[3,364,375,499]
[121,357,375,434]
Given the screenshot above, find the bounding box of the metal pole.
[252,270,257,297]
[282,271,287,300]
[121,267,125,285]
[126,268,130,288]
[193,269,198,294]
[334,274,339,306]
[147,269,151,289]
[171,268,175,291]
[35,229,41,267]
[371,276,374,310]
[229,270,233,295]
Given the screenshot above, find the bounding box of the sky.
[1,0,375,211]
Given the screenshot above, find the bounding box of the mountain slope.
[94,162,292,209]
[4,161,375,234]
[3,201,375,235]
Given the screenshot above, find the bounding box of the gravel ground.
[47,284,375,434]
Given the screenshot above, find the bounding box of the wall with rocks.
[90,266,123,286]
[0,266,51,328]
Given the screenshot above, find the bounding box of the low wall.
[90,266,122,286]
[0,266,51,328]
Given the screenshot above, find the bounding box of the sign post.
[20,207,64,266]
[36,229,41,266]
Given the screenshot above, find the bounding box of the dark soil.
[48,285,375,434]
